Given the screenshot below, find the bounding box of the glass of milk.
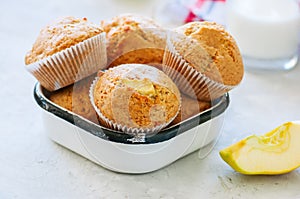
[226,0,300,71]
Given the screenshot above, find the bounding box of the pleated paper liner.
[162,32,236,101]
[89,76,181,138]
[26,32,107,91]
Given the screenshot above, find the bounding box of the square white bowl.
[34,83,229,174]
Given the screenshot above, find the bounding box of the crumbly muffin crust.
[101,14,166,67]
[93,64,180,128]
[25,16,103,64]
[171,94,211,125]
[174,21,244,86]
[49,74,99,123]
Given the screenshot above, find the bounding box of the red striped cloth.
[184,0,226,25]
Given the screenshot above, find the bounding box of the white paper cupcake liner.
[26,32,107,91]
[89,76,180,137]
[162,34,236,101]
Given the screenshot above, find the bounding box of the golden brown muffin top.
[171,94,211,125]
[101,14,166,63]
[49,74,99,124]
[25,16,103,65]
[93,64,180,128]
[174,21,244,86]
[101,13,161,38]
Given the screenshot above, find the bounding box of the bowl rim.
[33,83,230,144]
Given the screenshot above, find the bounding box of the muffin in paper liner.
[89,64,181,136]
[101,14,167,69]
[162,32,236,101]
[26,33,107,91]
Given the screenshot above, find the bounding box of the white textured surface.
[1,0,300,198]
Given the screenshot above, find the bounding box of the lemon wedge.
[219,122,300,175]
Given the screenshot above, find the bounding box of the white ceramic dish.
[34,83,229,174]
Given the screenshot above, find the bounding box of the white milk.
[227,0,300,60]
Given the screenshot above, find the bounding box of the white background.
[1,0,300,198]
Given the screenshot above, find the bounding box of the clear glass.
[243,53,299,72]
[226,0,300,71]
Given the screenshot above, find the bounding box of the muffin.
[171,94,211,125]
[101,14,166,69]
[49,74,99,124]
[163,21,244,101]
[25,16,107,91]
[90,64,181,134]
